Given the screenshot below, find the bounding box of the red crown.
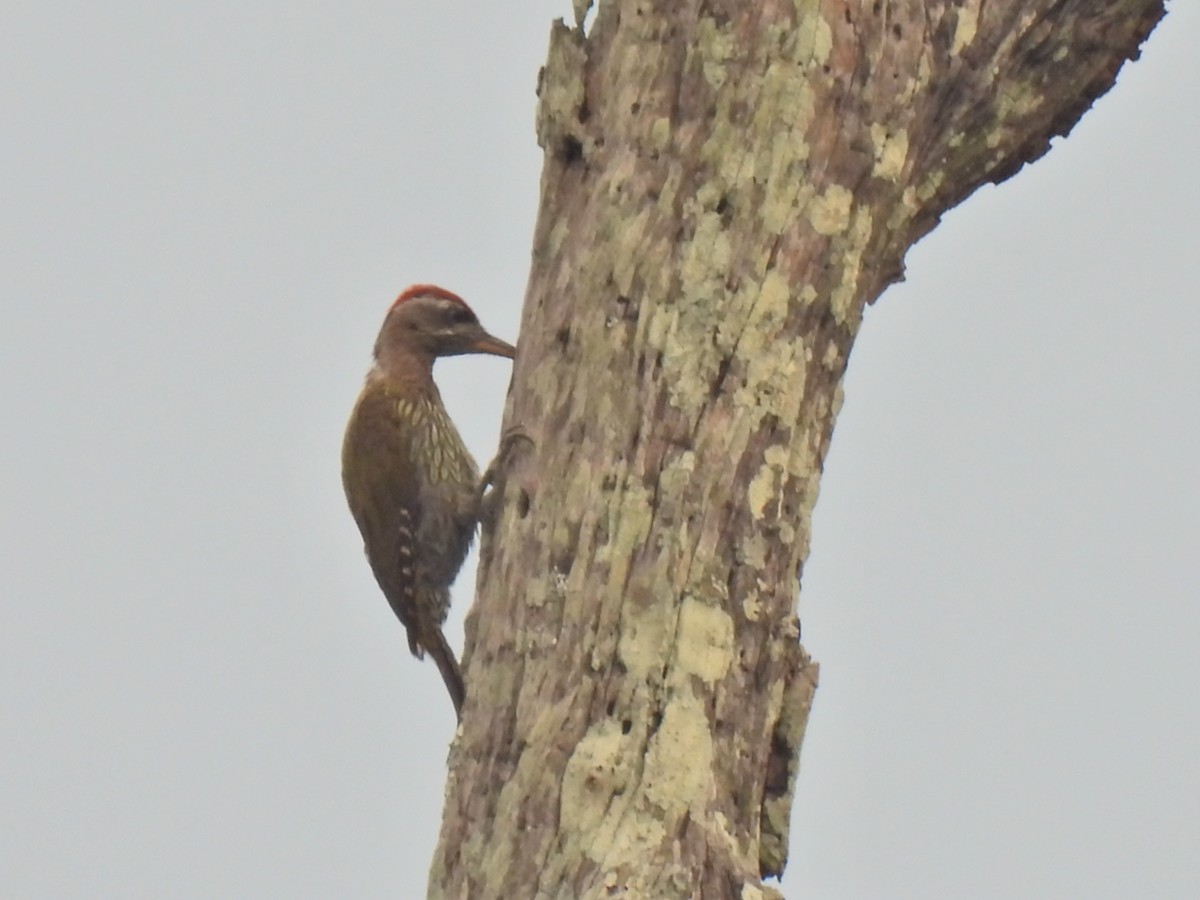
[391,284,472,311]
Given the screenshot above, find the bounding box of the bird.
[342,284,516,718]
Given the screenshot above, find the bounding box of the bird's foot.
[478,426,534,524]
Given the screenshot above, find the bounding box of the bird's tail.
[422,628,465,720]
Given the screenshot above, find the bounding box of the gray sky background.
[3,3,1196,898]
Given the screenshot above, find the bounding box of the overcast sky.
[3,2,1197,898]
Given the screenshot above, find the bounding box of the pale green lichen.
[732,331,806,423]
[656,449,697,504]
[997,79,1045,121]
[618,596,672,679]
[870,124,909,181]
[650,116,673,153]
[821,340,841,370]
[747,444,793,521]
[951,4,979,56]
[560,719,634,837]
[558,685,718,887]
[742,592,764,622]
[522,573,554,610]
[657,207,734,413]
[916,169,944,203]
[672,596,735,685]
[709,808,756,871]
[641,685,715,813]
[737,532,769,572]
[828,205,873,326]
[807,183,853,235]
[594,477,651,570]
[757,269,792,317]
[759,792,792,873]
[650,11,831,424]
[793,1,833,66]
[708,55,816,232]
[612,207,653,296]
[795,470,822,558]
[720,271,809,426]
[696,17,736,87]
[535,24,587,151]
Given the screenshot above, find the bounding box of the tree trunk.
[431,1,1164,897]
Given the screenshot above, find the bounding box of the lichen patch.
[829,205,874,327]
[559,719,633,838]
[673,596,735,684]
[951,4,979,56]
[807,184,853,235]
[870,124,910,181]
[642,685,716,813]
[747,445,781,521]
[618,599,671,679]
[794,3,833,66]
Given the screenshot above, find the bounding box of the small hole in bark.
[622,719,632,734]
[555,325,570,349]
[516,489,530,518]
[606,699,616,715]
[556,552,575,579]
[843,9,851,23]
[630,101,640,114]
[578,99,591,123]
[892,23,903,38]
[558,135,584,165]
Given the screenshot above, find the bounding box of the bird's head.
[373,285,516,371]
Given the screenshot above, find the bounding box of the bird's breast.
[395,396,479,485]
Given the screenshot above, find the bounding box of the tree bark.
[431,1,1164,897]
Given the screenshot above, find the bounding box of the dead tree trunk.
[431,1,1164,897]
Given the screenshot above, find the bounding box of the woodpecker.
[342,284,516,718]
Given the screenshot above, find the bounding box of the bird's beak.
[467,332,517,359]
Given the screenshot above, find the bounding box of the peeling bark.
[430,1,1165,897]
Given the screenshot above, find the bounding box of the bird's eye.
[448,305,476,324]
